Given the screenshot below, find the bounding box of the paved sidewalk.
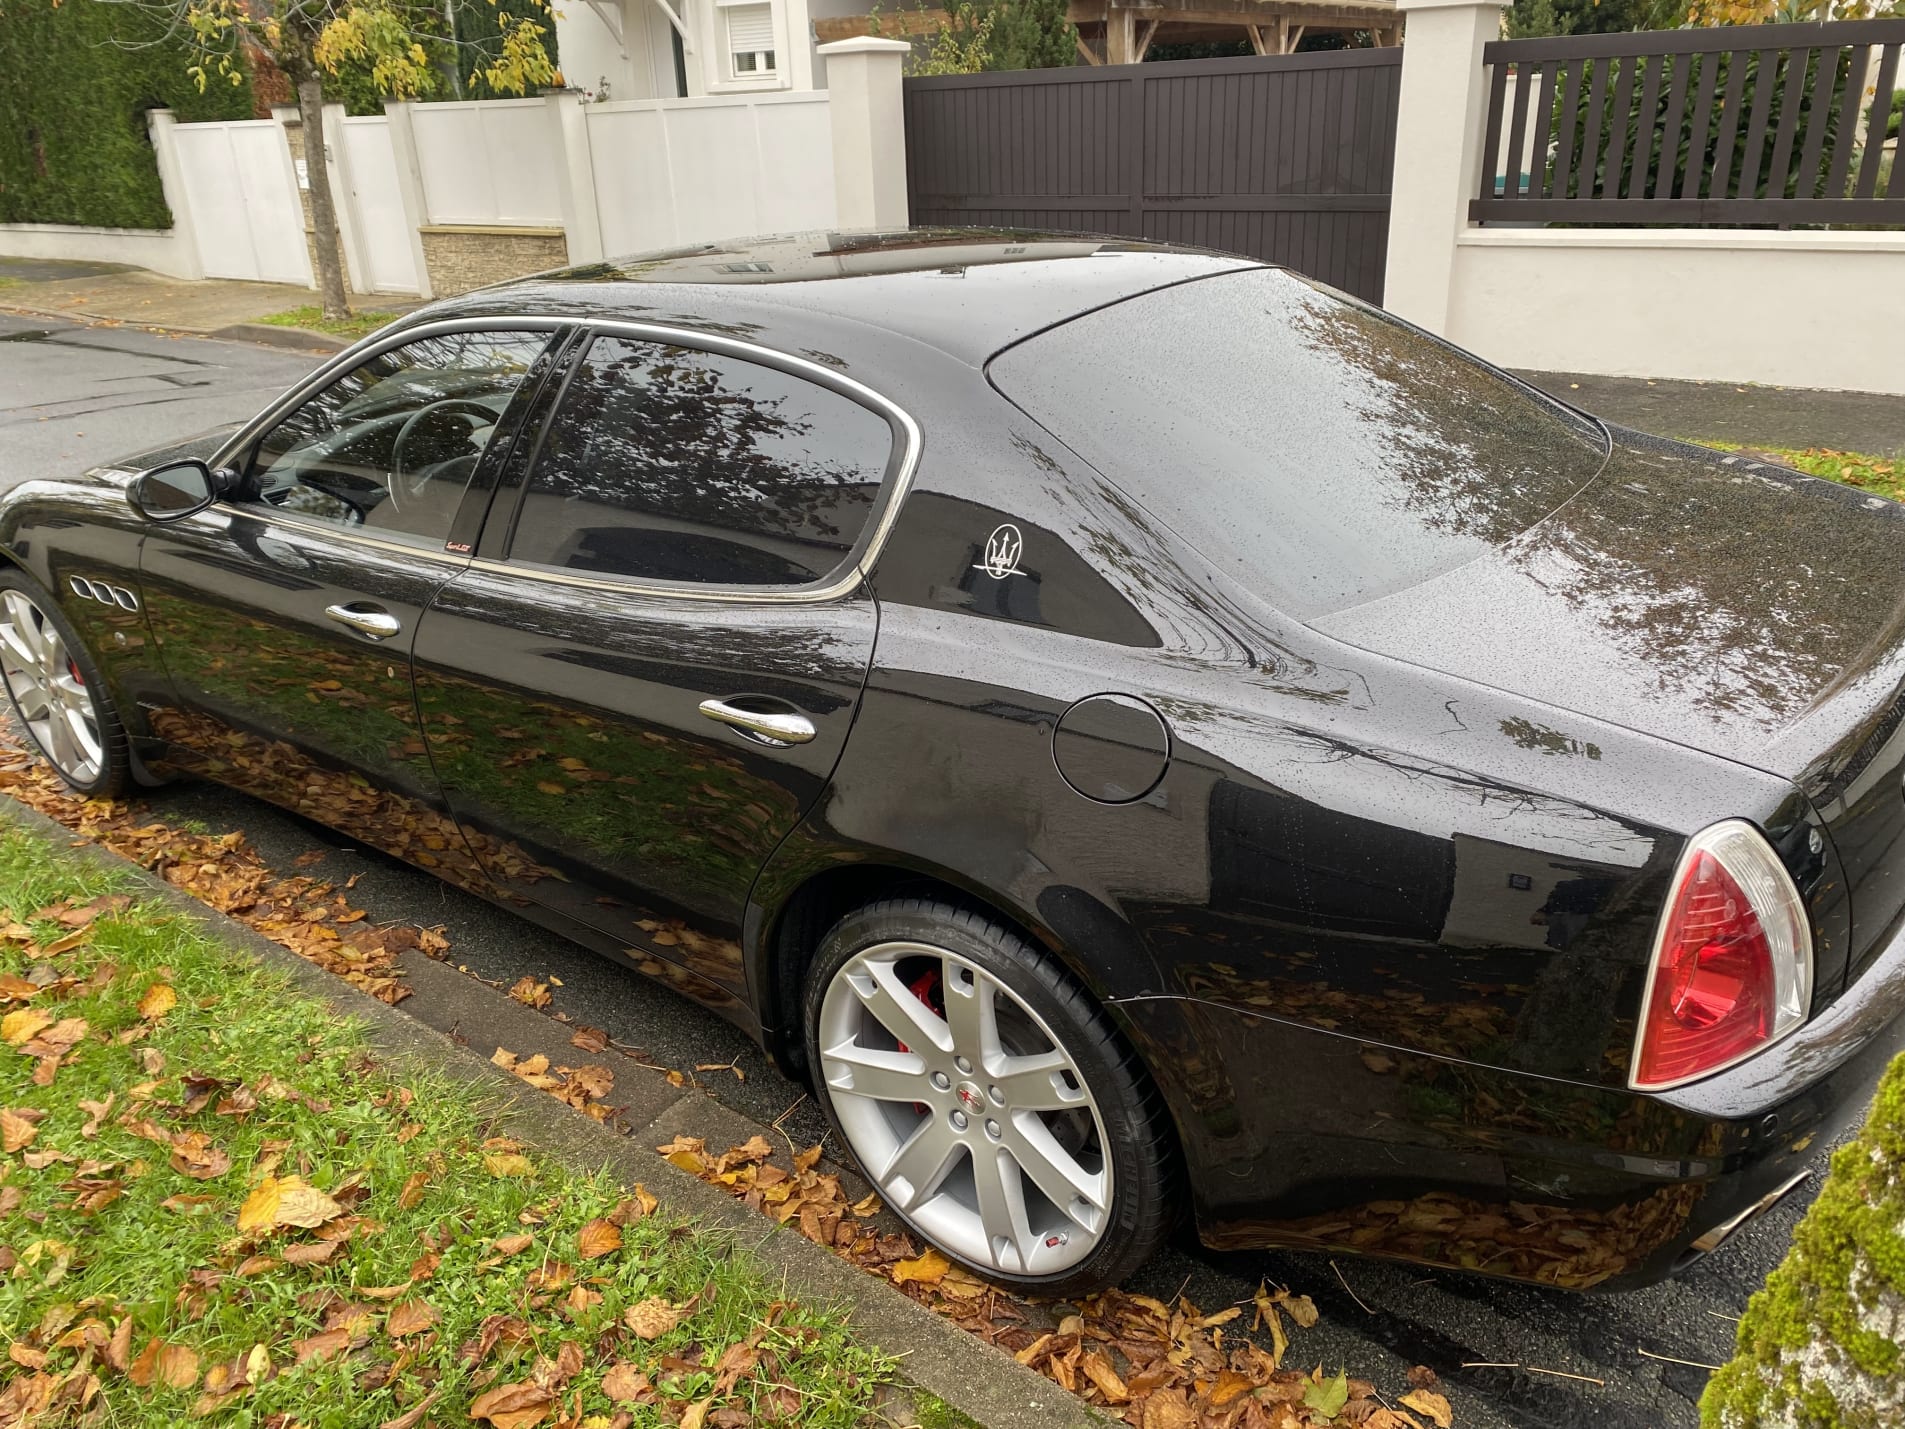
[0,256,403,341]
[1520,369,1905,456]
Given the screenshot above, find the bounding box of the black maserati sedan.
[5,230,1905,1297]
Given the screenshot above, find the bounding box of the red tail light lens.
[1631,820,1812,1092]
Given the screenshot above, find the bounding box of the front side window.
[724,3,776,76]
[509,336,892,587]
[245,329,552,547]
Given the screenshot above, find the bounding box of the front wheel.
[0,573,128,798]
[802,898,1176,1297]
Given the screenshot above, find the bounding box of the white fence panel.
[586,93,835,255]
[340,117,420,294]
[171,120,312,286]
[410,99,563,226]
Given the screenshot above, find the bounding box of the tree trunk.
[295,71,351,323]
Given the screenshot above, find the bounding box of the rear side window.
[989,269,1608,620]
[508,335,893,587]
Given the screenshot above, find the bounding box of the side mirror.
[129,459,222,521]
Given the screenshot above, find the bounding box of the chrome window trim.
[175,503,476,567]
[209,314,922,608]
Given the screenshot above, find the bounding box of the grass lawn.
[1692,441,1905,505]
[257,306,405,342]
[0,820,893,1427]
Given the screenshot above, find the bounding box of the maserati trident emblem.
[957,1084,985,1112]
[978,522,1024,580]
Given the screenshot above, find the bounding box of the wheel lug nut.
[955,1056,972,1074]
[985,1119,1000,1140]
[950,1110,968,1131]
[930,1071,951,1091]
[988,1085,1004,1105]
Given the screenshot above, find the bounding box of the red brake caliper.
[898,967,944,1114]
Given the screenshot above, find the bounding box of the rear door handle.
[324,603,403,641]
[698,698,817,746]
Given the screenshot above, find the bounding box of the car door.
[411,326,904,1008]
[138,323,561,890]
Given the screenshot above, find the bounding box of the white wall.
[339,117,421,294]
[0,223,199,279]
[584,91,835,254]
[1445,229,1905,396]
[170,119,312,286]
[409,99,564,226]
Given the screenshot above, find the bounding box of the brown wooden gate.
[902,48,1402,303]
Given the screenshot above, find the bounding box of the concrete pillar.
[1381,0,1506,334]
[816,36,911,231]
[144,109,206,281]
[545,88,606,265]
[382,99,436,300]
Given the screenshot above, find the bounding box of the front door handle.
[698,698,817,747]
[324,603,402,641]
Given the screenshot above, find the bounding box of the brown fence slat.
[1600,55,1637,200]
[1478,58,1510,201]
[1790,46,1837,200]
[1652,53,1691,199]
[1822,43,1870,199]
[1626,54,1663,198]
[1580,56,1612,199]
[1552,58,1586,200]
[1853,43,1900,199]
[1708,45,1752,197]
[1503,61,1536,199]
[1763,49,1813,201]
[1678,51,1720,199]
[1735,49,1780,200]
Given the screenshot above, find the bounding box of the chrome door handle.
[698,698,817,746]
[324,603,402,640]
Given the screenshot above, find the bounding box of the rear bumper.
[1114,912,1905,1290]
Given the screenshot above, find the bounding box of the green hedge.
[0,0,252,231]
[1703,1050,1905,1427]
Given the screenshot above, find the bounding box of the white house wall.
[584,92,836,254]
[409,99,564,226]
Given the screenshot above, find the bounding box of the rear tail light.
[1630,820,1812,1092]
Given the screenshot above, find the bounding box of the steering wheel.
[390,398,499,508]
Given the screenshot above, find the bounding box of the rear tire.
[801,897,1176,1297]
[0,572,129,799]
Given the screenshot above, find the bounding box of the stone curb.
[208,322,351,353]
[0,795,1111,1429]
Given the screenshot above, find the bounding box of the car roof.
[422,229,1267,368]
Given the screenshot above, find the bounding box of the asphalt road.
[0,314,1836,1429]
[0,312,319,480]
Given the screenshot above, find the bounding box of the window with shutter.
[724,3,776,77]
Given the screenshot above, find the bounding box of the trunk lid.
[1316,428,1905,982]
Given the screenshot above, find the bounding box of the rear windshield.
[989,268,1609,620]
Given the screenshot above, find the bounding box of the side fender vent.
[68,577,140,612]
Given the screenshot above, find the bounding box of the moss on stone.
[1702,1052,1905,1428]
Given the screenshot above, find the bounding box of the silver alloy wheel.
[0,590,105,786]
[817,940,1112,1277]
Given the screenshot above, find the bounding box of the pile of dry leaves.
[0,739,439,1007]
[651,1132,1455,1429]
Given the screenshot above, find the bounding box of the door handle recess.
[324,603,402,640]
[698,698,816,747]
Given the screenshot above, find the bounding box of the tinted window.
[990,269,1609,620]
[509,336,891,586]
[247,329,550,546]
